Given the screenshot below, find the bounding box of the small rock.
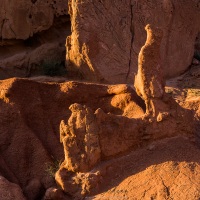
[192,58,200,65]
[44,187,70,200]
[157,112,170,122]
[24,178,44,200]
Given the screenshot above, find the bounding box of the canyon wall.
[66,0,200,83]
[0,0,68,40]
[0,0,200,83]
[0,0,70,79]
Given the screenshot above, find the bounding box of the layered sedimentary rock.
[67,0,200,83]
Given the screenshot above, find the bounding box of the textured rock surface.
[59,103,143,174]
[44,187,70,200]
[0,42,66,79]
[67,0,200,83]
[85,136,200,200]
[0,0,70,79]
[134,24,165,116]
[60,104,101,173]
[0,176,26,200]
[0,0,68,40]
[0,78,144,198]
[56,98,193,197]
[0,77,198,199]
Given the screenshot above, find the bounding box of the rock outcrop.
[0,176,26,200]
[60,104,101,173]
[0,77,144,199]
[0,0,70,79]
[0,0,68,40]
[55,99,193,197]
[56,17,196,198]
[134,24,165,116]
[66,0,200,83]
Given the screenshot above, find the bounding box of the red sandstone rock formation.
[0,0,70,79]
[0,1,200,199]
[66,0,200,83]
[0,76,197,199]
[134,24,165,116]
[55,89,193,198]
[0,77,144,199]
[0,176,26,200]
[55,17,196,198]
[0,0,68,40]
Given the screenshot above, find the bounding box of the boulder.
[0,0,68,40]
[66,0,200,83]
[0,176,26,200]
[44,187,71,200]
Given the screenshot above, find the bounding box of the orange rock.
[66,0,200,83]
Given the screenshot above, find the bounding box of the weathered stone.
[67,0,200,83]
[0,0,70,79]
[60,104,101,172]
[0,0,68,40]
[0,176,26,200]
[24,178,44,200]
[134,24,165,116]
[44,187,70,200]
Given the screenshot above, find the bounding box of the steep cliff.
[66,0,200,83]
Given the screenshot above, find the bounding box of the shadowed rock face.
[0,176,26,200]
[0,0,68,40]
[66,0,200,83]
[55,14,197,197]
[0,78,144,199]
[134,24,165,116]
[0,0,70,79]
[56,36,194,196]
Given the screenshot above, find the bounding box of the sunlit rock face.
[66,0,200,83]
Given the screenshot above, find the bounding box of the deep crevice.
[31,0,37,4]
[126,4,134,81]
[194,32,200,61]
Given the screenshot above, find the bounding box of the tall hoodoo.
[134,24,164,116]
